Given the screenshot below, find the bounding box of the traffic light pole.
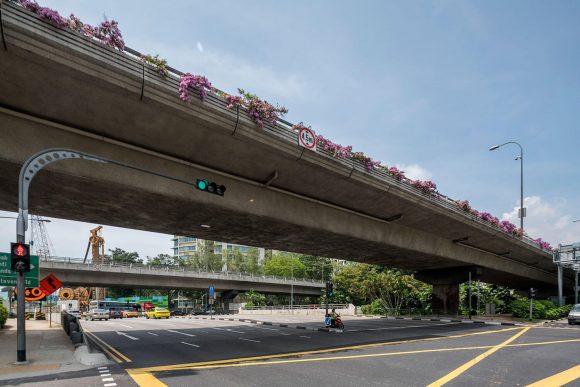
[13,148,230,363]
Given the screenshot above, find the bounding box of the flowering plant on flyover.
[409,180,437,195]
[236,89,288,128]
[13,0,125,50]
[179,73,213,102]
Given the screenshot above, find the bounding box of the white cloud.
[196,41,204,53]
[395,163,433,181]
[501,196,578,246]
[153,44,307,100]
[0,211,172,261]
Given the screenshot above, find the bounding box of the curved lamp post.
[489,142,525,231]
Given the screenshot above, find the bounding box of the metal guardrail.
[42,256,325,285]
[2,1,546,254]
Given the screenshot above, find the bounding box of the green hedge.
[509,298,573,320]
[361,300,384,315]
[0,305,7,329]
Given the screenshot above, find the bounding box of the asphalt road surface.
[77,316,580,386]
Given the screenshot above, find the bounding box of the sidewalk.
[0,318,95,381]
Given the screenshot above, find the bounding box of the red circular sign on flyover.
[298,127,317,151]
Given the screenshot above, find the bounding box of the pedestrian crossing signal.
[11,242,30,272]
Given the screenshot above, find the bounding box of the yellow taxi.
[122,309,139,318]
[145,307,170,319]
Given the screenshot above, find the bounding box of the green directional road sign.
[0,252,39,287]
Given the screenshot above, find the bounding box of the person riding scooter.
[330,308,344,329]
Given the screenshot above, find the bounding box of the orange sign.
[14,287,46,301]
[39,274,62,296]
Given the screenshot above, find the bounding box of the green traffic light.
[196,179,208,191]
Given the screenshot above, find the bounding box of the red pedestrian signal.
[10,242,31,272]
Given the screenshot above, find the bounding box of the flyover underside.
[39,267,322,295]
[0,3,564,291]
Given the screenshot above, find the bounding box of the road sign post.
[208,286,214,320]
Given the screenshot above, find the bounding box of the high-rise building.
[172,236,266,268]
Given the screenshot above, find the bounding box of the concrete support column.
[431,284,460,316]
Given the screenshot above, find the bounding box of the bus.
[89,300,141,312]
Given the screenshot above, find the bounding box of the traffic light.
[326,281,334,297]
[196,179,226,196]
[11,242,30,272]
[529,287,536,299]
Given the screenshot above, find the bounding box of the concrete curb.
[73,345,110,367]
[175,315,516,331]
[371,315,519,326]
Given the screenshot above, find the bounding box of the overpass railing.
[43,256,325,285]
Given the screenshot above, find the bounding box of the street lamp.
[489,141,525,231]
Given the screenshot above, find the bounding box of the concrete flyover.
[0,3,573,313]
[39,258,323,296]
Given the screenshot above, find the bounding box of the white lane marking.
[300,336,311,338]
[351,322,458,332]
[99,369,109,373]
[167,329,196,337]
[181,341,200,348]
[98,367,108,370]
[280,333,291,336]
[116,331,139,340]
[104,384,117,387]
[147,332,158,336]
[226,329,245,334]
[239,337,261,343]
[253,326,279,331]
[100,373,111,377]
[102,378,114,382]
[117,323,133,329]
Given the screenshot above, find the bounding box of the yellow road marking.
[125,334,579,385]
[426,327,530,387]
[138,326,520,373]
[151,337,580,372]
[127,369,167,387]
[526,364,580,387]
[84,328,131,363]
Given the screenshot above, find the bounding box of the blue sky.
[1,0,579,258]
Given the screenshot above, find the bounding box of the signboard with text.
[298,127,317,151]
[0,252,39,287]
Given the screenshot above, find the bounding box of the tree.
[148,254,181,266]
[299,255,333,281]
[264,255,306,278]
[107,248,142,265]
[244,247,263,275]
[224,250,244,272]
[363,269,427,315]
[245,289,266,307]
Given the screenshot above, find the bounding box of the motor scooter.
[331,316,344,330]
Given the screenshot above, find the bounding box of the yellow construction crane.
[83,225,105,266]
[83,226,106,301]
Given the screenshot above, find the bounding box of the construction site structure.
[30,215,55,261]
[83,225,107,301]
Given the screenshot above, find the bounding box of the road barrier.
[61,312,84,345]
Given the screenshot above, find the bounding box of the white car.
[86,309,109,321]
[68,310,81,318]
[567,304,580,325]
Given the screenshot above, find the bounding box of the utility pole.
[290,265,294,313]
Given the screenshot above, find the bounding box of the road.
[78,315,580,386]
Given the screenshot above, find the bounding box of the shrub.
[509,297,573,320]
[0,304,8,328]
[361,299,384,315]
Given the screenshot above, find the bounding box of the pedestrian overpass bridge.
[0,2,572,313]
[40,257,324,296]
